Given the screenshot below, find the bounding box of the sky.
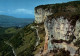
[0,0,78,18]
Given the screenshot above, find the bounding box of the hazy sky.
[0,0,77,18]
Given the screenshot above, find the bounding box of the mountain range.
[0,15,34,27]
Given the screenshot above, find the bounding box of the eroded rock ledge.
[34,1,80,56]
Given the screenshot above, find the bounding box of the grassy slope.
[8,24,37,56]
[0,24,37,56]
[0,27,21,56]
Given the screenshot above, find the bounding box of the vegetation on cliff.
[35,1,80,21]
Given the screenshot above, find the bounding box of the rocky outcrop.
[35,1,80,56]
[35,8,52,23]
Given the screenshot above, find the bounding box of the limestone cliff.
[35,1,80,56]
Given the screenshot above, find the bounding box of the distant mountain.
[0,15,34,27]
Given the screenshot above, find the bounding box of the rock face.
[44,16,79,56]
[35,1,80,56]
[35,8,52,23]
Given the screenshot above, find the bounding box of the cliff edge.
[34,1,80,56]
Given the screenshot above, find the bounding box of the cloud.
[0,9,34,18]
[14,9,33,14]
